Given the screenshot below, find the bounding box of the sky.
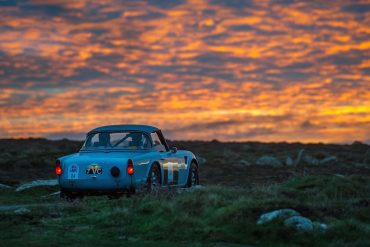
[0,0,369,143]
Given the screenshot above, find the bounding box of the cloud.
[342,3,370,14]
[147,0,185,9]
[0,0,369,143]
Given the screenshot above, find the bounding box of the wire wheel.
[147,165,161,193]
[191,168,197,186]
[187,163,199,187]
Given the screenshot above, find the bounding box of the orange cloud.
[0,0,369,143]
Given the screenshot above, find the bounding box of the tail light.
[127,159,134,175]
[55,160,62,176]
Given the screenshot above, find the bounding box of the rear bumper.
[61,187,135,196]
[58,176,139,191]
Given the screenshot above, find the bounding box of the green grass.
[1,175,370,246]
[0,185,60,204]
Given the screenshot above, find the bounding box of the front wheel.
[187,163,199,187]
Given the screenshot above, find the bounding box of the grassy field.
[1,175,370,246]
[1,139,370,246]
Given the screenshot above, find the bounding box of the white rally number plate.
[68,164,79,179]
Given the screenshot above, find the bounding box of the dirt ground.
[0,138,369,186]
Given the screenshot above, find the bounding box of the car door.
[151,131,180,186]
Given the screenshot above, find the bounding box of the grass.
[0,185,60,204]
[1,175,370,246]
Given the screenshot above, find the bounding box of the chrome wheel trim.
[150,169,159,192]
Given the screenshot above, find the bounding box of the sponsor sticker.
[168,162,174,181]
[68,164,79,180]
[163,161,179,185]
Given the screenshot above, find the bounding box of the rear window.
[82,131,152,150]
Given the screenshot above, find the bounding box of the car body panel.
[57,125,198,194]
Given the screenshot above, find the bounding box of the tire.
[146,164,161,193]
[187,162,199,187]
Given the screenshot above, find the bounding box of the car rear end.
[55,154,136,197]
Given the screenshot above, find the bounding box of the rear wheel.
[146,164,161,193]
[187,162,199,187]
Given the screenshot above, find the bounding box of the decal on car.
[178,157,188,169]
[86,164,103,175]
[138,160,150,166]
[68,164,79,180]
[163,161,178,185]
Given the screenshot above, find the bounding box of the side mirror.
[171,147,177,153]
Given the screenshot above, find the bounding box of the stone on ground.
[257,209,300,225]
[197,156,207,165]
[284,216,314,231]
[0,183,12,189]
[14,207,31,215]
[256,156,283,167]
[16,179,58,192]
[319,156,338,165]
[285,157,294,166]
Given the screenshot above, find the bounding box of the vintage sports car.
[56,125,199,199]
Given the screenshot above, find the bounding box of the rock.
[302,154,320,165]
[239,159,251,166]
[284,216,313,231]
[256,156,283,167]
[364,149,370,164]
[242,144,252,151]
[42,191,61,198]
[0,152,12,163]
[0,183,12,189]
[258,209,326,232]
[319,156,338,165]
[187,185,204,192]
[14,207,31,215]
[16,179,58,192]
[128,237,139,242]
[334,174,345,178]
[354,162,370,168]
[313,221,328,231]
[48,191,61,196]
[285,157,294,166]
[178,185,204,194]
[257,209,300,225]
[294,149,305,166]
[352,141,368,147]
[197,156,207,165]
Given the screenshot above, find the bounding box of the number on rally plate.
[68,164,79,179]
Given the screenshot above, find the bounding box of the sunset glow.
[0,0,369,143]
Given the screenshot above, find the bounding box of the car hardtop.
[84,124,170,152]
[88,124,160,134]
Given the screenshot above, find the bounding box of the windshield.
[82,131,152,150]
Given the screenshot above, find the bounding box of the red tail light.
[55,160,62,176]
[127,159,134,175]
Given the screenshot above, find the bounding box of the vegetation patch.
[1,174,370,246]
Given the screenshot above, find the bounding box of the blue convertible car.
[56,125,199,199]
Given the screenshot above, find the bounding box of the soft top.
[87,125,159,135]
